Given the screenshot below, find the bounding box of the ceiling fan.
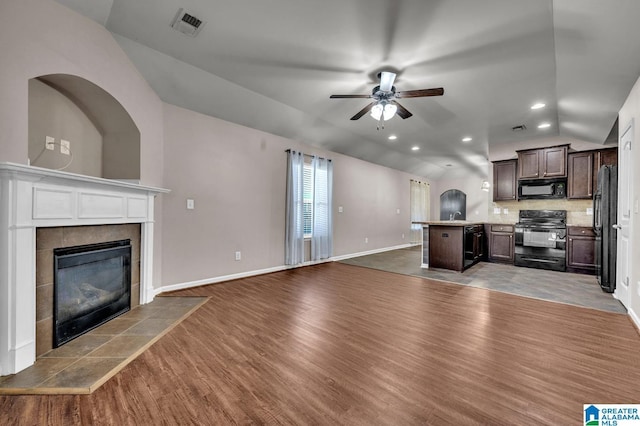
[330,71,444,129]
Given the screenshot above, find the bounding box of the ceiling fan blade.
[391,101,412,119]
[396,87,444,98]
[379,71,396,92]
[330,94,372,99]
[350,102,376,120]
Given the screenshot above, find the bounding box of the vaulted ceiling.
[55,0,640,179]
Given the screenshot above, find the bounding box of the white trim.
[628,306,640,332]
[157,244,416,295]
[330,243,415,262]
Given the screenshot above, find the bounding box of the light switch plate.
[494,207,501,214]
[338,206,343,213]
[396,208,400,214]
[503,208,509,214]
[45,136,55,150]
[186,199,195,210]
[60,139,70,155]
[586,207,593,215]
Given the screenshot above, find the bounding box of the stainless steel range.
[514,210,567,272]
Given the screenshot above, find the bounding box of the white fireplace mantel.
[0,162,169,375]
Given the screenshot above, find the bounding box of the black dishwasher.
[463,225,475,269]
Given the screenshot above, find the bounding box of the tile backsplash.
[489,199,593,226]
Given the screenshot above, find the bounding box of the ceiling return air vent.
[511,124,527,132]
[170,8,206,37]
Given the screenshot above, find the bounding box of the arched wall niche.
[28,73,141,180]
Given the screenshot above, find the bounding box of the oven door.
[514,225,566,271]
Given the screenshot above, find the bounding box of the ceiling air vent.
[171,8,206,37]
[511,124,527,132]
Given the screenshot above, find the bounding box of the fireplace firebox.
[53,240,132,347]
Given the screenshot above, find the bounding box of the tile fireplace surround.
[0,163,168,376]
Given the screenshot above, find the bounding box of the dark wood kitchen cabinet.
[429,225,464,271]
[566,226,596,274]
[487,224,514,263]
[567,151,594,199]
[567,147,618,199]
[492,160,517,201]
[593,147,617,190]
[517,145,568,179]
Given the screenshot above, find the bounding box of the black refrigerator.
[593,165,617,292]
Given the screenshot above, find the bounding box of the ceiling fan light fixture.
[370,103,384,120]
[383,103,397,120]
[531,103,546,110]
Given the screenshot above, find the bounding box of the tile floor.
[340,246,626,314]
[0,296,207,394]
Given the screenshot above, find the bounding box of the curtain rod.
[285,149,332,162]
[411,179,429,185]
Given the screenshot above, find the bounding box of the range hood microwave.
[518,178,567,200]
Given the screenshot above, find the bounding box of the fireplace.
[53,240,132,347]
[0,163,168,376]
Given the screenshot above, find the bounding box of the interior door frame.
[615,119,633,308]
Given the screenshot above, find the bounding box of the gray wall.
[161,103,419,286]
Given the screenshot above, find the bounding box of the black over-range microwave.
[517,178,567,200]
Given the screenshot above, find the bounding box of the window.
[303,163,313,237]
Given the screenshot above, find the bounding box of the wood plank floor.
[2,262,640,425]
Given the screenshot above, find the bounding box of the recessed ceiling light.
[531,103,546,110]
[462,137,472,142]
[446,164,453,167]
[538,122,551,129]
[411,146,420,151]
[388,135,397,140]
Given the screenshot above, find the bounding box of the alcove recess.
[28,74,140,180]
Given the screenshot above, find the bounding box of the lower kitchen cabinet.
[487,224,514,263]
[566,226,596,274]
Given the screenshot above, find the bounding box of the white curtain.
[285,150,305,265]
[410,179,430,244]
[311,156,333,260]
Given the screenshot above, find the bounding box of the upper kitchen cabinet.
[492,159,517,201]
[567,147,618,199]
[567,151,594,199]
[517,145,568,179]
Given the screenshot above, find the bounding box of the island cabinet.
[567,147,618,199]
[428,223,484,272]
[429,225,464,271]
[492,159,517,201]
[486,224,514,263]
[566,226,596,274]
[517,145,568,179]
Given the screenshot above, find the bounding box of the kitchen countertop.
[412,221,484,226]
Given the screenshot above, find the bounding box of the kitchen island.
[414,221,485,272]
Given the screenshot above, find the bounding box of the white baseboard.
[628,307,640,332]
[331,243,415,262]
[155,243,416,295]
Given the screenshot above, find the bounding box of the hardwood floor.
[2,262,640,425]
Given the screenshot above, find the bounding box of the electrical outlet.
[60,139,70,155]
[186,199,195,210]
[503,208,509,215]
[45,136,55,150]
[235,251,241,261]
[402,233,405,239]
[364,237,368,244]
[396,208,400,214]
[586,207,593,216]
[494,207,501,214]
[338,206,343,213]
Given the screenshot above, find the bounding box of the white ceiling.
[55,0,640,180]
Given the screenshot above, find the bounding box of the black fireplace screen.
[53,239,131,347]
